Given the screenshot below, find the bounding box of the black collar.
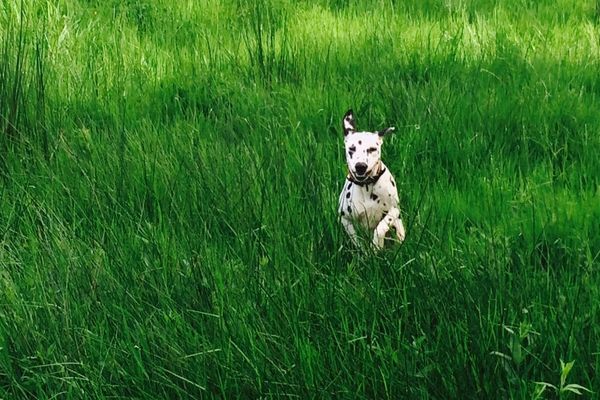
[347,166,386,187]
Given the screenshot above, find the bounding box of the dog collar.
[347,165,386,187]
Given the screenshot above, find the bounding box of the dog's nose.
[355,163,368,176]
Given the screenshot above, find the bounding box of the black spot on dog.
[341,211,345,216]
[346,191,351,198]
[347,205,352,214]
[348,146,356,158]
[383,203,387,207]
[347,182,352,189]
[377,200,381,203]
[382,211,388,219]
[358,140,362,145]
[371,194,378,201]
[391,179,395,187]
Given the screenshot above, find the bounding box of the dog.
[338,109,406,249]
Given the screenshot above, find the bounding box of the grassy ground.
[1,0,599,398]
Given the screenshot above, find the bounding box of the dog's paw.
[395,220,406,243]
[396,229,406,243]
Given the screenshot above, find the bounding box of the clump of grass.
[0,0,49,165]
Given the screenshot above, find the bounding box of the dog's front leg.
[341,216,359,246]
[372,208,400,249]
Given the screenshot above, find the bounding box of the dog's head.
[342,109,394,182]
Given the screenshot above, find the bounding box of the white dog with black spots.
[338,109,406,249]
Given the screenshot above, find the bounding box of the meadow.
[1,0,599,398]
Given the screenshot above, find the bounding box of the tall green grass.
[1,0,599,398]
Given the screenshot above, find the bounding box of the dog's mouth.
[353,169,371,181]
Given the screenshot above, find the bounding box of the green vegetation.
[1,0,599,398]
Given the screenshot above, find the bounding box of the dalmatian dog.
[338,109,406,249]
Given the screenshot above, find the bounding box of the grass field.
[1,0,599,398]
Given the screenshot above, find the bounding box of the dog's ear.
[342,109,356,136]
[377,126,395,137]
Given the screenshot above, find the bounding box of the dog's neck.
[347,161,386,187]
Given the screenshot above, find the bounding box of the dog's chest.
[341,178,397,230]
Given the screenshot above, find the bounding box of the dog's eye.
[367,147,377,153]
